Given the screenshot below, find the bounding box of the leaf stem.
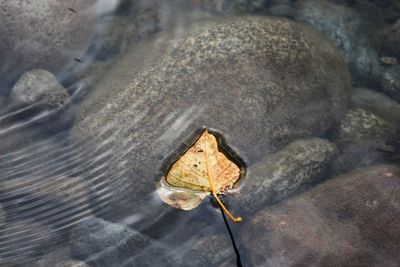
[213,192,242,223]
[204,129,242,223]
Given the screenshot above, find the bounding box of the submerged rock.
[351,88,400,123]
[338,107,396,145]
[0,176,94,238]
[242,165,400,266]
[71,16,350,219]
[37,247,90,267]
[381,65,400,103]
[0,0,101,89]
[69,217,208,267]
[0,220,58,266]
[10,69,70,108]
[336,88,399,147]
[379,19,400,60]
[333,88,400,174]
[231,138,338,214]
[293,0,381,84]
[8,69,75,133]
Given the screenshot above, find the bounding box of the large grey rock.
[231,138,338,214]
[241,165,400,266]
[293,0,381,84]
[71,16,350,219]
[0,0,101,88]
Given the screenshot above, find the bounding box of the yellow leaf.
[157,129,243,223]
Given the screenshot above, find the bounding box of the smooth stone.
[351,87,400,123]
[242,165,400,266]
[71,16,350,219]
[381,65,400,103]
[10,69,70,108]
[231,138,338,215]
[338,107,396,146]
[332,87,400,174]
[8,69,74,133]
[0,0,101,89]
[293,0,381,84]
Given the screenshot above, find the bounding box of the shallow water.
[0,1,400,266]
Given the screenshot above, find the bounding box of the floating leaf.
[157,129,243,223]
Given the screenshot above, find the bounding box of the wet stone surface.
[242,165,400,266]
[71,15,350,220]
[69,217,209,267]
[230,138,338,215]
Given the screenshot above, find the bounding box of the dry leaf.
[157,129,242,222]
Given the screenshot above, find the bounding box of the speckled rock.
[231,138,338,214]
[332,87,400,174]
[351,88,400,123]
[293,0,381,84]
[71,16,350,220]
[242,165,400,266]
[10,69,70,108]
[381,65,400,103]
[338,108,396,146]
[0,0,104,89]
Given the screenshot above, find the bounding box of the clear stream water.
[0,1,399,266]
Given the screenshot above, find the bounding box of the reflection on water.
[0,0,400,266]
